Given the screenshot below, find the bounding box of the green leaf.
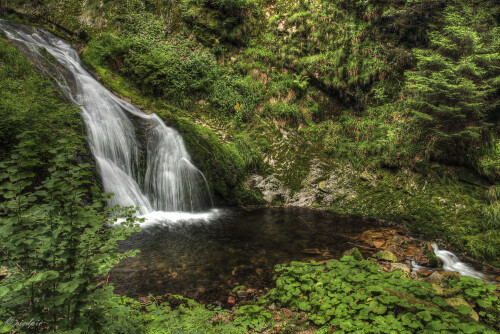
[454,304,473,315]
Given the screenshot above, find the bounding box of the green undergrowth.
[0,37,87,184]
[261,257,499,333]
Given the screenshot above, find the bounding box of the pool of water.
[110,208,383,304]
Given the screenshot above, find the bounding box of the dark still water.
[110,208,381,304]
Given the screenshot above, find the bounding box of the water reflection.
[110,208,380,303]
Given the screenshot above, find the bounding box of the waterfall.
[431,244,487,280]
[0,20,213,217]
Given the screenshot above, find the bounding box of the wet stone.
[389,263,411,274]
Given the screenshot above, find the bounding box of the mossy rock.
[342,247,363,261]
[375,250,398,262]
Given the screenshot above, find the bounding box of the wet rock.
[437,271,460,278]
[389,263,411,274]
[417,270,433,277]
[392,235,408,245]
[342,247,363,261]
[445,298,479,322]
[376,250,398,262]
[386,245,405,261]
[372,239,386,248]
[428,272,445,284]
[302,248,322,255]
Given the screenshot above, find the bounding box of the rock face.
[246,159,357,207]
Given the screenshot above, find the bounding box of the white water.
[431,244,487,280]
[0,21,214,218]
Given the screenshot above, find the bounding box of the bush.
[0,137,141,332]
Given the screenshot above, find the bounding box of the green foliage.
[0,40,83,164]
[180,0,263,45]
[0,136,141,332]
[445,275,500,328]
[404,3,499,170]
[233,304,272,331]
[264,101,303,124]
[269,258,498,333]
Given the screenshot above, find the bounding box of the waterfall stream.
[431,244,488,281]
[0,20,214,219]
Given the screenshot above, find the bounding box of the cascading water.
[431,244,487,281]
[0,20,213,219]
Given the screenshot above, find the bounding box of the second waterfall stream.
[0,20,215,222]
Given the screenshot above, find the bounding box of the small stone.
[302,248,322,255]
[376,250,398,263]
[431,283,444,296]
[342,247,364,261]
[360,171,373,181]
[372,239,386,248]
[237,290,247,298]
[246,288,256,295]
[389,263,411,274]
[445,298,479,322]
[418,270,433,277]
[409,271,419,280]
[0,267,7,279]
[428,272,445,284]
[318,181,329,193]
[392,235,407,244]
